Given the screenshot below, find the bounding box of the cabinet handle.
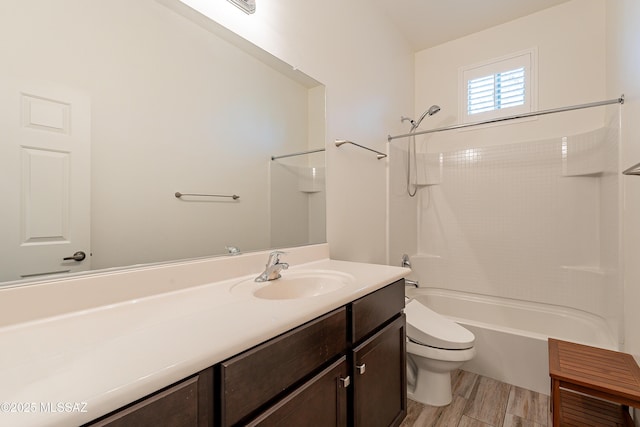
[339,376,351,388]
[356,364,366,375]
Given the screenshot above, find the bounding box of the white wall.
[413,0,606,152]
[606,0,640,364]
[406,0,624,337]
[391,0,610,277]
[179,0,415,264]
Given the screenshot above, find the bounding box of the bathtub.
[406,287,618,395]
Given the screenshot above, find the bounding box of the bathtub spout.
[405,279,419,288]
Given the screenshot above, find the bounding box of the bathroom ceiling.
[374,0,572,51]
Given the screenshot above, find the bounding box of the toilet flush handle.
[356,363,366,375]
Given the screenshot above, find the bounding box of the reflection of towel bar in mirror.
[271,148,326,161]
[175,192,240,200]
[335,139,387,159]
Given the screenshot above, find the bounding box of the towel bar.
[175,192,239,200]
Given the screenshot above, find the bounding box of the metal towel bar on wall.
[335,139,387,159]
[271,148,326,161]
[175,192,240,200]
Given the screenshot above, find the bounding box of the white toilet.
[404,298,476,406]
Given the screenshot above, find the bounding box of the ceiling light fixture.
[227,0,256,14]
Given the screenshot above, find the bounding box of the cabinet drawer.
[350,279,404,343]
[246,356,349,427]
[219,307,347,426]
[86,368,213,427]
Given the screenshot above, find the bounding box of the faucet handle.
[226,245,241,255]
[267,250,286,265]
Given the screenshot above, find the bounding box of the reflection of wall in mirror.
[270,160,326,249]
[270,85,326,249]
[0,0,325,279]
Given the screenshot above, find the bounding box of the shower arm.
[335,139,387,159]
[623,162,640,176]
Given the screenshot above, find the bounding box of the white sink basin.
[231,269,355,300]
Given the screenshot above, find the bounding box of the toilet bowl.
[404,299,476,406]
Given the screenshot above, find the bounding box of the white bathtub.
[406,287,618,395]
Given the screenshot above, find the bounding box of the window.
[467,67,525,115]
[459,49,537,124]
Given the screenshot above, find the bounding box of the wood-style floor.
[400,370,550,427]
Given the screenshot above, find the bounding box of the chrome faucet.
[255,251,289,282]
[401,254,419,287]
[405,279,419,288]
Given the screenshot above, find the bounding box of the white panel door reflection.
[0,83,90,281]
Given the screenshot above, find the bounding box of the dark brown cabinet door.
[86,368,213,427]
[246,357,349,427]
[352,315,407,427]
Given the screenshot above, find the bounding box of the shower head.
[427,104,441,116]
[411,105,440,130]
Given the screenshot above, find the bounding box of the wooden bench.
[548,338,640,426]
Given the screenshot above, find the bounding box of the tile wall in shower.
[414,120,620,337]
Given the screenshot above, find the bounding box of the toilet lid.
[404,299,475,350]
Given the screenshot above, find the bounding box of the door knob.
[356,364,366,375]
[63,251,86,262]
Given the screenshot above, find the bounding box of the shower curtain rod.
[387,95,625,142]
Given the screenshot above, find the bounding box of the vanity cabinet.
[233,278,406,427]
[83,279,406,427]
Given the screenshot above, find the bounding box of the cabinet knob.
[356,364,366,375]
[339,376,351,388]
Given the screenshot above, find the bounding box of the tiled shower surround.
[412,117,621,343]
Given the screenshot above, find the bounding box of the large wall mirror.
[0,0,326,287]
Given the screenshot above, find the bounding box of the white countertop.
[0,249,408,427]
